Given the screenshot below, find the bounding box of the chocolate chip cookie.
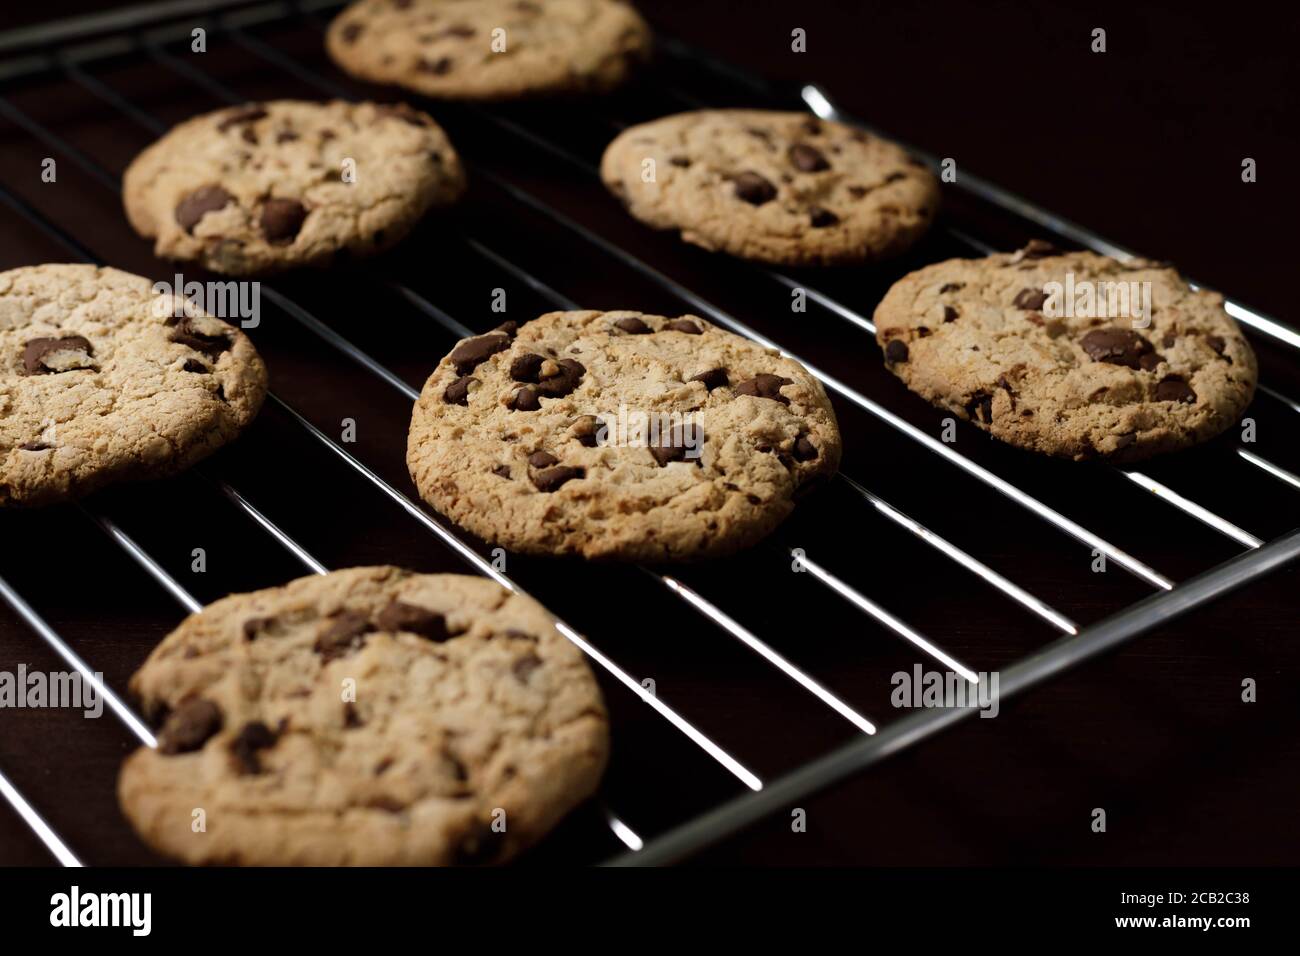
[326,0,651,100]
[600,110,940,266]
[118,566,609,866]
[873,242,1258,461]
[406,310,842,560]
[1,264,266,507]
[123,100,465,276]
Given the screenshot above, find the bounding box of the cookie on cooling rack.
[0,264,266,507]
[325,0,652,100]
[118,566,609,866]
[122,99,465,276]
[406,310,842,561]
[873,241,1258,461]
[600,110,940,266]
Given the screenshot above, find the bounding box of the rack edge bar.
[607,526,1300,866]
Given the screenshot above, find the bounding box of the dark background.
[0,0,1296,870]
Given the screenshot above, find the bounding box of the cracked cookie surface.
[0,264,266,506]
[118,566,609,866]
[406,310,842,561]
[873,243,1258,461]
[600,109,939,266]
[326,0,651,100]
[123,99,465,276]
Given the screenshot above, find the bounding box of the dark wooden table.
[0,0,1296,867]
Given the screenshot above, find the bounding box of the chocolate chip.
[669,155,692,168]
[182,358,208,373]
[1138,352,1164,371]
[230,721,278,775]
[528,450,559,468]
[943,306,959,323]
[376,600,452,642]
[788,143,830,172]
[216,105,267,131]
[939,282,964,293]
[513,653,543,684]
[664,319,702,334]
[1013,288,1048,311]
[341,22,364,43]
[733,171,777,205]
[572,415,605,447]
[884,340,909,363]
[509,353,544,382]
[23,336,93,375]
[966,391,993,424]
[175,185,235,232]
[792,436,818,461]
[1207,335,1226,355]
[242,616,275,640]
[1162,332,1177,348]
[344,702,363,728]
[1079,328,1154,369]
[690,367,728,391]
[734,373,792,403]
[1155,375,1196,404]
[314,610,373,661]
[535,358,584,397]
[809,206,839,228]
[276,130,300,144]
[443,375,476,405]
[18,442,50,451]
[492,464,512,479]
[157,698,223,754]
[650,424,705,467]
[260,198,308,243]
[418,57,454,74]
[532,465,584,492]
[493,320,518,337]
[847,185,868,199]
[449,330,511,374]
[508,386,540,411]
[614,316,651,334]
[169,317,230,360]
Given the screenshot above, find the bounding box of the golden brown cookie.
[1,264,266,506]
[123,100,465,276]
[601,109,939,265]
[326,0,652,100]
[406,310,842,560]
[118,567,609,866]
[873,242,1258,461]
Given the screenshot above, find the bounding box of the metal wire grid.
[0,0,1296,867]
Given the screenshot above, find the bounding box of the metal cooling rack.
[0,0,1297,867]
